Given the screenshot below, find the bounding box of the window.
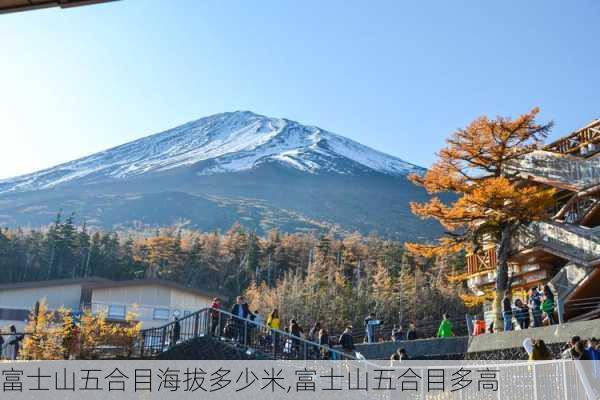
[0,308,30,321]
[183,310,192,317]
[153,308,170,321]
[108,305,126,320]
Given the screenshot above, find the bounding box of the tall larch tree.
[405,108,555,330]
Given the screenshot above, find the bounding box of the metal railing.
[510,220,600,264]
[504,149,600,190]
[564,297,600,321]
[338,316,470,344]
[383,359,598,399]
[138,307,356,361]
[137,298,600,360]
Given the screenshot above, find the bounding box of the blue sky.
[1,0,599,178]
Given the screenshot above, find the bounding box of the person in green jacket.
[541,285,556,325]
[437,314,455,338]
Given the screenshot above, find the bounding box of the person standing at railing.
[364,313,383,344]
[308,321,322,359]
[541,285,556,325]
[436,314,454,338]
[525,338,553,361]
[502,291,514,331]
[529,287,543,327]
[472,317,486,336]
[282,328,293,355]
[171,317,181,348]
[318,328,330,360]
[584,339,599,360]
[338,326,355,353]
[266,308,280,351]
[562,336,581,359]
[571,341,591,360]
[230,296,251,343]
[289,319,304,357]
[2,325,22,360]
[585,338,600,380]
[252,310,265,344]
[210,297,221,337]
[248,310,261,346]
[392,325,404,342]
[406,322,417,340]
[514,298,530,329]
[308,321,321,343]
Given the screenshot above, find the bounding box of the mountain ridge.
[0,111,440,241]
[0,111,424,194]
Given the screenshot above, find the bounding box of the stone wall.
[356,319,600,359]
[467,318,600,353]
[355,337,469,360]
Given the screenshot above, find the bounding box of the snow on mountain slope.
[0,111,423,194]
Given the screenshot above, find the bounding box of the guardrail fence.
[139,307,356,361]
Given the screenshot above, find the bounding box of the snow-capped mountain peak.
[0,111,423,194]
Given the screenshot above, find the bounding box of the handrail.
[510,220,600,265]
[338,316,470,343]
[138,306,356,360]
[503,149,600,191]
[210,307,355,359]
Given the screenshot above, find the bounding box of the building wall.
[0,282,214,331]
[0,283,84,331]
[0,284,83,310]
[91,285,211,328]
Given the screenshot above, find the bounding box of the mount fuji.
[0,111,441,240]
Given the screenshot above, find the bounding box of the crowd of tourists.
[204,295,358,359]
[524,335,600,361]
[204,294,467,359]
[193,286,590,362]
[501,285,557,332]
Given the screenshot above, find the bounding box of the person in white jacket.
[2,325,21,360]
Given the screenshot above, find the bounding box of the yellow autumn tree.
[141,236,183,279]
[405,108,555,330]
[20,300,65,360]
[78,308,141,359]
[110,309,142,358]
[21,303,141,360]
[78,310,111,359]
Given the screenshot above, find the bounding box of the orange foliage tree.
[405,108,555,329]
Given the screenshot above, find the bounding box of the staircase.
[138,307,355,360]
[503,150,600,191]
[549,263,595,300]
[510,221,600,266]
[509,220,600,322]
[502,149,600,321]
[548,262,600,320]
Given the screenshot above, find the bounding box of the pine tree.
[183,236,204,285]
[76,221,91,278]
[245,231,260,281]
